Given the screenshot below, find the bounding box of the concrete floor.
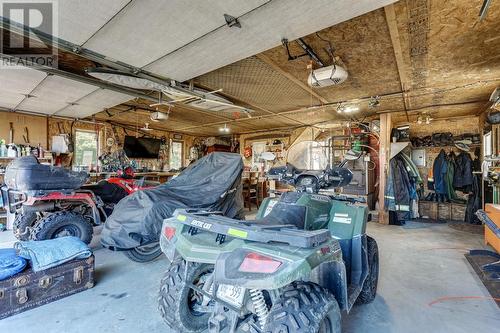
[0,221,499,333]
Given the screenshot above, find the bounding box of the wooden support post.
[378,113,392,224]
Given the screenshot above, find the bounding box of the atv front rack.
[172,209,331,248]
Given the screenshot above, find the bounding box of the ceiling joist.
[384,4,410,122]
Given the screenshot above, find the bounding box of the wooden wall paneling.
[0,111,48,148]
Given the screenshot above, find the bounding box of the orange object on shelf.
[484,204,500,253]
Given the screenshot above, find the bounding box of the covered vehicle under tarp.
[100,152,244,250]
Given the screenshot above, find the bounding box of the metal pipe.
[0,53,159,103]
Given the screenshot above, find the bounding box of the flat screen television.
[123,136,161,158]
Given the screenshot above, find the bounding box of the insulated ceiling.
[10,0,397,82]
[0,67,132,118]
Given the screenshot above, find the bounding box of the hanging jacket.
[433,150,448,195]
[446,152,458,200]
[453,152,473,191]
[385,161,396,212]
[465,174,481,224]
[390,156,412,212]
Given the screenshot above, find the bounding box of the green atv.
[158,142,379,333]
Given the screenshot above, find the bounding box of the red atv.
[1,157,156,244]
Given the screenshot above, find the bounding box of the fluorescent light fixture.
[219,123,230,133]
[343,106,359,113]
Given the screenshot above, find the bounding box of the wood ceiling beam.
[256,53,330,105]
[375,100,489,115]
[384,4,410,122]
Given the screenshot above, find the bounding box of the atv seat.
[241,202,307,229]
[81,180,128,204]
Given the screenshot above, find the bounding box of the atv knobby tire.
[356,236,379,304]
[123,242,162,262]
[13,212,37,241]
[31,211,93,244]
[158,260,213,333]
[264,282,341,333]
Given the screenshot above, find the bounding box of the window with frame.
[170,141,183,170]
[74,130,98,169]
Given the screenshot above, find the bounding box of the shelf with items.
[0,156,53,161]
[265,143,286,159]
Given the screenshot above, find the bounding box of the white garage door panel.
[56,104,98,118]
[144,0,397,81]
[28,75,99,104]
[32,75,99,103]
[57,0,131,45]
[55,89,132,118]
[0,68,47,94]
[3,0,130,46]
[19,97,68,115]
[77,89,132,108]
[0,90,25,109]
[83,0,268,67]
[10,74,101,115]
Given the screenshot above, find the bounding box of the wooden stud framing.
[378,113,392,224]
[384,4,410,122]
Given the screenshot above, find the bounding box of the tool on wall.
[479,0,493,21]
[111,125,121,147]
[23,127,29,143]
[9,122,14,144]
[67,121,75,153]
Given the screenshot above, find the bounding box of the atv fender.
[311,260,349,311]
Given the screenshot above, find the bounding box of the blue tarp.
[0,248,27,280]
[15,236,92,272]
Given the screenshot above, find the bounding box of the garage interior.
[0,0,499,332]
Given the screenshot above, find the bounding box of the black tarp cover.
[100,152,244,250]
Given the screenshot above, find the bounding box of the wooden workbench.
[484,204,500,253]
[88,171,178,183]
